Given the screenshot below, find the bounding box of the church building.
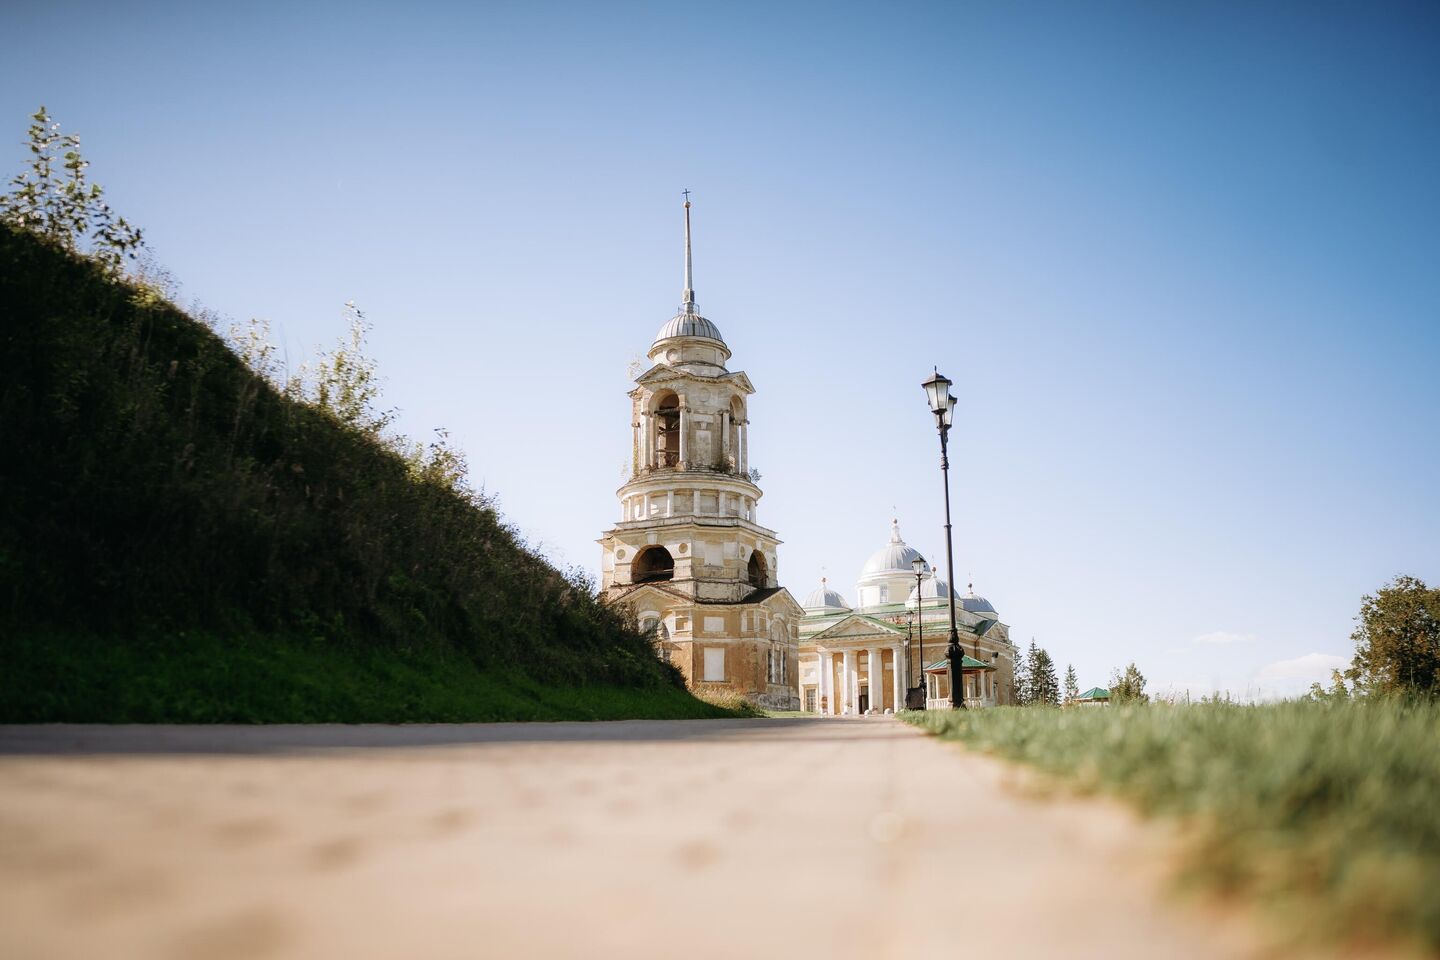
[796,520,1017,713]
[597,199,803,710]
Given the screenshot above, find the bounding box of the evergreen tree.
[1013,639,1034,706]
[1063,664,1079,705]
[1030,646,1060,705]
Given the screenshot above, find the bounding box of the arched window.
[747,550,768,588]
[655,392,680,468]
[632,545,674,583]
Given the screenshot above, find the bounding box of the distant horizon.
[3,0,1436,701]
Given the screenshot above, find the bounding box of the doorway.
[858,687,869,714]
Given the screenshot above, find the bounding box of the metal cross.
[682,188,691,201]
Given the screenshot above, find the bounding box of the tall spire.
[681,189,695,313]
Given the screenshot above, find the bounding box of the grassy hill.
[0,223,730,721]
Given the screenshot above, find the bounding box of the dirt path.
[0,718,1280,959]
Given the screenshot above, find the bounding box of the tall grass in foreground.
[903,701,1440,954]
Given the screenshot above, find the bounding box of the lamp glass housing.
[911,557,927,576]
[921,370,952,413]
[942,395,957,429]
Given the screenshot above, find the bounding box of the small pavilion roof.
[1076,687,1110,700]
[924,655,994,672]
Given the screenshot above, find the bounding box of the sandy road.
[0,717,1276,960]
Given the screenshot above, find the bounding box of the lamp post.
[921,369,964,710]
[910,556,927,709]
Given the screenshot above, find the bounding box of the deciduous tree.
[295,301,395,435]
[1346,575,1440,697]
[1110,662,1149,704]
[0,106,142,273]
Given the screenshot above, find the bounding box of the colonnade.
[635,410,748,475]
[812,647,905,715]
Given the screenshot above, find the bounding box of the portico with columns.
[807,616,911,715]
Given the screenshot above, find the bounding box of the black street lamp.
[909,556,927,709]
[921,368,964,710]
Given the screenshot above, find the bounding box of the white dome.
[860,519,929,579]
[802,579,851,613]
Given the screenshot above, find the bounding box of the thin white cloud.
[1253,652,1347,683]
[1193,630,1257,645]
[1153,652,1351,703]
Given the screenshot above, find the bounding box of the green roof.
[1076,687,1110,700]
[925,655,995,671]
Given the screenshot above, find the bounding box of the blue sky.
[5,1,1437,698]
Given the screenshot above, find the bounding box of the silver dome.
[802,580,851,612]
[860,519,928,578]
[962,593,998,615]
[907,577,957,605]
[654,309,725,345]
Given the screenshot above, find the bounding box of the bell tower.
[598,197,802,709]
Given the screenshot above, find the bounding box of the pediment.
[631,366,755,396]
[607,581,692,607]
[812,614,904,642]
[634,364,688,386]
[761,587,805,618]
[719,371,755,395]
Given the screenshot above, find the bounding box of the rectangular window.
[703,647,725,682]
[879,585,889,603]
[805,689,817,712]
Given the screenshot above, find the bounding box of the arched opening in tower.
[747,550,768,589]
[655,393,680,468]
[632,545,675,583]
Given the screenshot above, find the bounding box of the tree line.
[1009,639,1148,707]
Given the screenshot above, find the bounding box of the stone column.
[892,647,903,712]
[841,650,854,715]
[867,649,880,714]
[739,422,748,473]
[678,405,689,467]
[641,412,652,470]
[720,411,730,468]
[666,490,674,517]
[642,493,651,518]
[822,653,834,715]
